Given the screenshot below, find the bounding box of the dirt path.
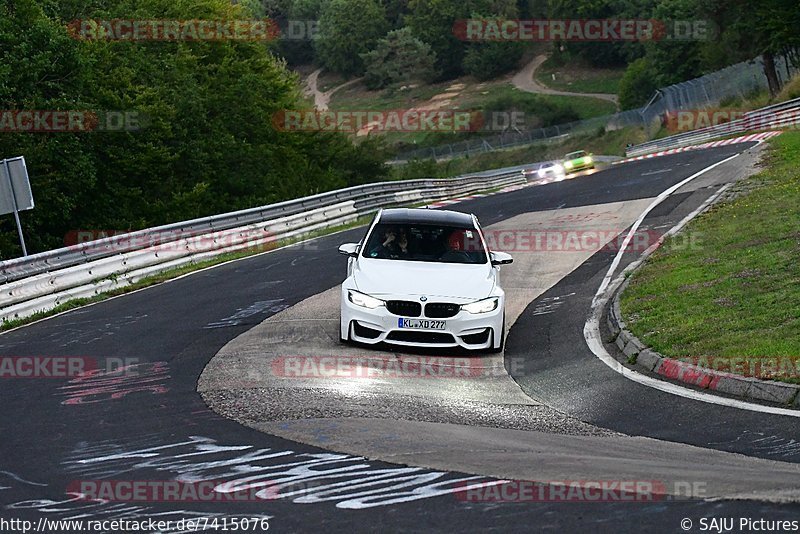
[512,54,619,106]
[303,68,363,111]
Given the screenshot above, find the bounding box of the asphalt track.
[1,141,799,533]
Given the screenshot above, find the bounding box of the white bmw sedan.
[338,208,512,352]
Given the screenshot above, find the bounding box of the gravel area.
[201,387,619,437]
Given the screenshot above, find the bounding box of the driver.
[448,228,481,251]
[447,229,466,251]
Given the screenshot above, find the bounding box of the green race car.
[562,150,595,173]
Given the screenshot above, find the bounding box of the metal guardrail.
[0,168,530,323]
[625,97,800,157]
[0,166,518,284]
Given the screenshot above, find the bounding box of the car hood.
[353,258,495,300]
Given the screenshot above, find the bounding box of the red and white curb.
[610,285,800,408]
[615,131,782,165]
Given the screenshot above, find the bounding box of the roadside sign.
[0,156,34,256]
[0,157,34,214]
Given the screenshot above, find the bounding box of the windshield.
[565,151,586,159]
[362,222,488,264]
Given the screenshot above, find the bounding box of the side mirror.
[338,243,359,258]
[490,251,513,266]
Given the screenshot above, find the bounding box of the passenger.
[371,226,409,258]
[397,228,410,255]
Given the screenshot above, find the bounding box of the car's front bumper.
[564,160,595,173]
[537,169,566,181]
[340,289,504,350]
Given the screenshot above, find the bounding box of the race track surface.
[2,141,798,533]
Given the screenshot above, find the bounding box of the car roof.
[565,150,586,157]
[378,208,475,227]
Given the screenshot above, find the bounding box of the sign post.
[0,156,34,257]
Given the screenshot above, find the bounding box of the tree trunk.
[762,51,781,97]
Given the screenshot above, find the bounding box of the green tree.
[406,0,469,79]
[407,0,517,79]
[361,28,436,89]
[315,0,389,76]
[0,0,389,258]
[618,57,657,109]
[277,0,324,65]
[639,0,704,86]
[701,0,800,96]
[547,0,652,67]
[381,0,411,29]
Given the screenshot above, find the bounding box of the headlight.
[564,161,574,169]
[348,290,384,309]
[585,156,593,164]
[461,297,499,314]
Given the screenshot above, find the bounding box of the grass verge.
[620,131,800,383]
[534,56,624,95]
[459,84,617,120]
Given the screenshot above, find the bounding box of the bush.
[777,73,800,102]
[480,93,579,129]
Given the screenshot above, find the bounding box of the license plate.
[398,318,446,330]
